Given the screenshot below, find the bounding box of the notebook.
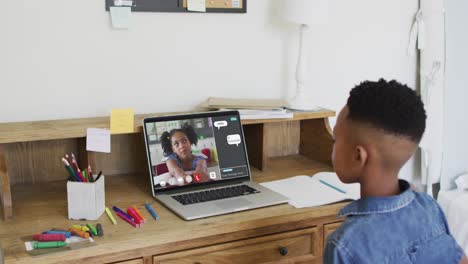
[142,110,288,220]
[260,172,360,208]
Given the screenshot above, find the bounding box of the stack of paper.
[260,172,360,208]
[204,97,288,110]
[220,108,293,120]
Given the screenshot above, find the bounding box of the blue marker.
[145,203,159,221]
[319,179,346,194]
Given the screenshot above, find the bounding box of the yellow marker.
[105,207,118,224]
[132,206,145,222]
[72,224,89,232]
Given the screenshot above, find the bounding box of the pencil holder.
[67,176,105,220]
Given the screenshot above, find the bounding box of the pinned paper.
[86,128,111,153]
[110,6,131,29]
[110,108,134,134]
[187,0,206,12]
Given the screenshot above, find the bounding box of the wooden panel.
[0,110,334,144]
[243,124,267,170]
[154,227,320,264]
[6,139,77,185]
[266,121,300,157]
[93,133,148,176]
[299,118,334,167]
[323,222,343,247]
[109,258,144,264]
[0,144,13,220]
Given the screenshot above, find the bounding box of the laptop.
[142,110,289,220]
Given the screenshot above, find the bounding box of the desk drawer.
[154,227,320,264]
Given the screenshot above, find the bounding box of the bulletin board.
[105,0,247,13]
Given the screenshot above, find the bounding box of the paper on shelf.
[86,128,111,153]
[260,172,360,208]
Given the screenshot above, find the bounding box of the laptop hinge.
[160,179,248,195]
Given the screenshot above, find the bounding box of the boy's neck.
[359,168,401,198]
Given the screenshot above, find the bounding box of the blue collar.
[339,180,415,217]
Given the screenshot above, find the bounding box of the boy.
[324,79,468,264]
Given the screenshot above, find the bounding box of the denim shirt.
[324,180,464,264]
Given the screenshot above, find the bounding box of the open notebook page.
[260,172,360,208]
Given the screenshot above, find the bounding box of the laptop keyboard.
[172,185,261,205]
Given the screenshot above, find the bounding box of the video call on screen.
[145,114,249,190]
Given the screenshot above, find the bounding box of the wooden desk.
[0,109,344,263]
[1,156,345,264]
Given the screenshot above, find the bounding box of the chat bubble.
[214,120,228,130]
[227,134,241,146]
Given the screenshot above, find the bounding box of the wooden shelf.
[0,110,335,144]
[1,155,339,264]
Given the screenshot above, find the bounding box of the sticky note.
[187,0,206,12]
[110,6,131,29]
[110,108,134,134]
[86,128,111,153]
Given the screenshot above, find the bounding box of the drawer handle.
[279,246,288,256]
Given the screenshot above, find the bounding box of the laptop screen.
[143,111,250,195]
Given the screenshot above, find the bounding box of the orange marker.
[69,227,90,239]
[132,206,145,223]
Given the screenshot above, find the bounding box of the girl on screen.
[160,123,209,185]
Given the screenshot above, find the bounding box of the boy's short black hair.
[160,123,198,156]
[346,79,426,143]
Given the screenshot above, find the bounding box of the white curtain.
[408,0,445,196]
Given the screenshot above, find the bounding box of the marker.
[32,234,66,241]
[68,227,90,239]
[116,211,139,228]
[105,207,118,224]
[42,230,72,238]
[96,223,104,236]
[33,241,67,249]
[86,223,98,236]
[127,208,143,225]
[72,224,89,232]
[319,179,346,194]
[132,206,145,223]
[112,206,134,221]
[145,203,159,221]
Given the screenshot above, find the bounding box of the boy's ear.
[354,145,368,167]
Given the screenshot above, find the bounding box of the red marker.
[127,207,143,225]
[32,234,66,241]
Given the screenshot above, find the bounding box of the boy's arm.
[323,240,353,264]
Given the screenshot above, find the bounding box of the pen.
[145,203,159,221]
[319,179,346,194]
[95,171,103,182]
[132,206,146,223]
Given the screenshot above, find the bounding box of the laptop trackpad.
[215,198,252,210]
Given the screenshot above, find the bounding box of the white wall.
[1,0,419,178]
[441,0,468,190]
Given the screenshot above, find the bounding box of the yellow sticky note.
[110,108,134,134]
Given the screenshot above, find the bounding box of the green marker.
[33,241,67,249]
[86,223,98,236]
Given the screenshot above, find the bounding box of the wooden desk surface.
[0,156,345,264]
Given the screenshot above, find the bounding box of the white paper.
[260,172,360,208]
[110,6,131,29]
[188,0,206,12]
[86,128,111,153]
